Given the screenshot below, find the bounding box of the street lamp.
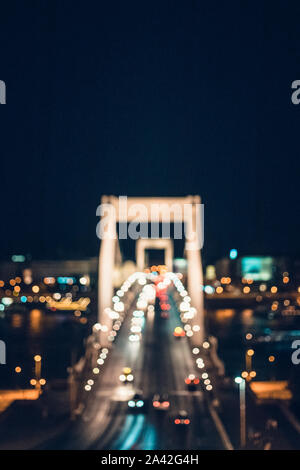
[34,355,42,394]
[14,366,22,390]
[245,348,254,380]
[235,376,246,448]
[268,355,276,380]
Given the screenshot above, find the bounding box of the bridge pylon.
[98,196,204,346]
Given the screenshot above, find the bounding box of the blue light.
[136,400,144,407]
[21,296,27,303]
[229,249,238,260]
[57,276,75,284]
[204,285,215,294]
[11,255,25,262]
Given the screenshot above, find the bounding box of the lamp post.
[34,355,42,394]
[235,377,246,448]
[268,355,276,380]
[14,366,22,389]
[245,348,254,382]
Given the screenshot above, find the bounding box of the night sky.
[0,1,300,262]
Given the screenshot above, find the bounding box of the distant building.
[0,258,98,283]
[215,256,291,282]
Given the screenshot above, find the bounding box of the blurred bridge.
[98,196,204,345]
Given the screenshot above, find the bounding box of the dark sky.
[0,1,300,262]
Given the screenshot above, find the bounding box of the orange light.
[34,355,42,362]
[185,378,191,384]
[174,326,185,337]
[153,401,160,407]
[162,401,169,407]
[268,355,275,363]
[247,349,254,357]
[184,419,190,425]
[15,366,21,373]
[174,419,180,424]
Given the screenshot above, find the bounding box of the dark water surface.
[0,307,91,389]
[208,307,300,381]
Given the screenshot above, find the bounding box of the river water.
[0,306,90,389]
[208,307,300,381]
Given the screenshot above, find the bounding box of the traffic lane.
[160,293,224,449]
[126,300,177,450]
[88,311,151,449]
[136,308,189,450]
[94,302,156,450]
[106,300,160,450]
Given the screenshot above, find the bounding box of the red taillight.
[161,303,170,311]
[162,401,169,407]
[184,419,190,425]
[185,378,191,384]
[174,419,180,424]
[194,378,200,385]
[153,401,160,407]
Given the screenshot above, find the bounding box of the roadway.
[40,287,224,450]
